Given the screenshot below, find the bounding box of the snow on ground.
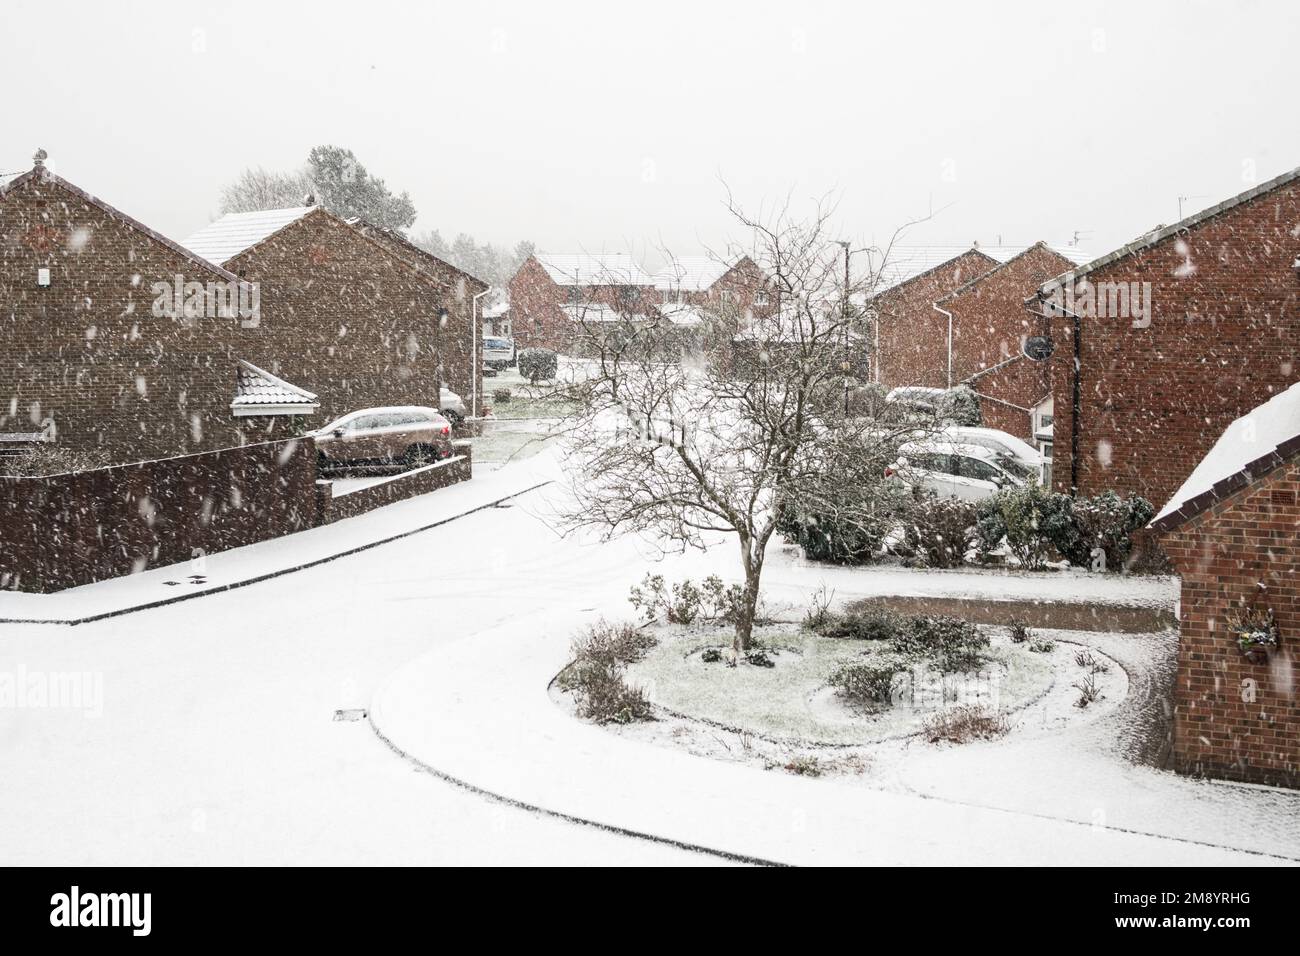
[0,447,1291,865]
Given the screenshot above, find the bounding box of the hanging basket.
[1229,612,1280,665]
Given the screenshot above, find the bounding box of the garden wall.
[0,438,473,593]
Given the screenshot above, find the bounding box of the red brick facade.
[1042,176,1300,504]
[509,255,654,351]
[1160,457,1300,788]
[872,249,997,390]
[942,245,1076,440]
[0,168,279,461]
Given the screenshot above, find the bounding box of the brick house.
[0,161,314,464]
[346,221,490,415]
[654,255,774,312]
[508,253,656,351]
[1151,381,1300,788]
[1034,166,1300,501]
[936,244,1082,443]
[184,204,482,428]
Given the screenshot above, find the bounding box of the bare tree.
[554,197,921,653]
[218,166,316,215]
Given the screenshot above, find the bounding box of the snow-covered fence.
[0,437,318,593]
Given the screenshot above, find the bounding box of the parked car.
[886,440,1027,502]
[439,386,467,427]
[315,406,453,471]
[937,426,1045,485]
[483,336,516,370]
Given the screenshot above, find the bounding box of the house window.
[754,290,768,306]
[719,290,734,304]
[534,318,543,333]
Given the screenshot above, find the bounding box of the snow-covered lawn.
[616,623,1060,745]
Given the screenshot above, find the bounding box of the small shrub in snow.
[818,605,904,642]
[1073,649,1109,674]
[892,615,989,670]
[901,492,979,569]
[629,573,743,625]
[773,754,824,777]
[975,484,1056,570]
[744,649,775,668]
[1028,637,1056,654]
[1040,490,1155,571]
[1073,672,1104,709]
[802,585,836,631]
[827,661,902,710]
[564,620,656,724]
[1007,619,1032,644]
[518,347,558,384]
[492,387,513,404]
[700,648,723,664]
[922,705,1009,744]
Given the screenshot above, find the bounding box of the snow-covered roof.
[483,301,509,319]
[231,360,319,417]
[873,244,1091,294]
[560,304,654,324]
[652,256,733,292]
[657,303,708,327]
[536,254,653,286]
[1152,379,1300,530]
[183,207,315,265]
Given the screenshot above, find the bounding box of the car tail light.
[884,466,895,478]
[441,425,450,437]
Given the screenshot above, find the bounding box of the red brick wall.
[0,171,277,462]
[873,249,997,389]
[226,211,453,428]
[967,356,1049,440]
[352,225,487,411]
[0,437,317,592]
[1048,180,1300,503]
[508,255,653,352]
[1161,458,1300,788]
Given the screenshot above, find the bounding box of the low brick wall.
[0,437,318,593]
[0,439,473,594]
[317,445,472,524]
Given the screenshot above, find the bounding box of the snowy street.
[1,451,1294,866]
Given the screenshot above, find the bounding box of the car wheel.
[403,444,436,470]
[443,409,464,428]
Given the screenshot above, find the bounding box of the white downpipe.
[932,301,955,388]
[471,288,491,418]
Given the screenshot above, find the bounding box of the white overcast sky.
[3,0,1298,263]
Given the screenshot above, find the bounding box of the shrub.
[802,585,836,631]
[518,347,558,384]
[0,445,112,477]
[1073,672,1104,709]
[827,660,902,710]
[745,649,775,668]
[975,484,1056,570]
[628,574,667,624]
[900,491,979,569]
[700,648,723,664]
[630,573,742,625]
[1007,619,1032,644]
[492,387,512,404]
[1040,490,1155,571]
[775,755,824,777]
[1028,637,1056,654]
[777,507,888,565]
[564,620,656,724]
[1074,650,1110,674]
[892,615,989,669]
[937,385,982,426]
[922,705,1009,744]
[818,605,904,642]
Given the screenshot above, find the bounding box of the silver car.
[483,337,515,370]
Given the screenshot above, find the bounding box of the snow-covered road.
[0,450,1291,865]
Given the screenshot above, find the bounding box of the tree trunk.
[733,542,764,655]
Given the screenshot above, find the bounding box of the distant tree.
[306,145,416,230]
[410,230,534,287]
[218,166,315,214]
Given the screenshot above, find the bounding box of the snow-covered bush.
[817,605,904,642]
[827,660,903,711]
[0,446,112,477]
[975,484,1058,570]
[1007,619,1032,644]
[562,620,655,724]
[517,347,557,384]
[1040,490,1154,570]
[937,385,982,427]
[628,573,742,625]
[492,387,512,404]
[777,506,890,565]
[922,705,1009,744]
[900,492,979,569]
[892,615,989,670]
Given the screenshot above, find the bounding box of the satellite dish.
[1023,335,1053,361]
